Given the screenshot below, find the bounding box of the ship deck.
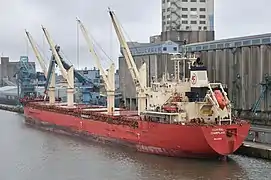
[29,101,138,117]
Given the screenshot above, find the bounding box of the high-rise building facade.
[162,0,214,32]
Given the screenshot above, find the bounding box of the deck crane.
[42,26,75,107]
[76,18,115,114]
[108,9,147,115]
[26,29,99,104]
[25,30,48,77]
[24,30,57,104]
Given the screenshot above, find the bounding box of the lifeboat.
[213,90,227,109]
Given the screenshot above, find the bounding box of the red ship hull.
[23,103,250,158]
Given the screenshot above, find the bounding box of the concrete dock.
[236,141,271,160]
[247,125,271,145]
[0,104,23,113]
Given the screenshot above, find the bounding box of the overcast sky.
[0,0,270,71]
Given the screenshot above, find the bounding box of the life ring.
[214,90,227,109]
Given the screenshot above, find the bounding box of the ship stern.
[201,122,250,156]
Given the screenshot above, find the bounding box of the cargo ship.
[21,10,250,159]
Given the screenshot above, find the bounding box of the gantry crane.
[76,18,115,114]
[42,26,75,107]
[108,9,147,115]
[15,56,37,100]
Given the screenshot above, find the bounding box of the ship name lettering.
[211,128,224,132]
[211,131,225,135]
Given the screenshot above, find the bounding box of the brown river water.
[0,110,270,180]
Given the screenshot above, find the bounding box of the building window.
[167,15,170,18]
[162,0,165,3]
[203,26,207,30]
[182,8,188,11]
[200,8,206,11]
[190,14,197,18]
[190,8,197,11]
[200,21,206,24]
[163,47,167,51]
[182,14,188,18]
[173,47,177,51]
[167,0,170,2]
[182,20,188,24]
[200,0,206,2]
[198,26,202,30]
[186,26,190,30]
[163,16,165,20]
[191,0,197,2]
[162,9,166,13]
[167,8,170,11]
[191,21,197,24]
[182,0,188,2]
[199,15,206,18]
[163,21,166,25]
[167,21,170,24]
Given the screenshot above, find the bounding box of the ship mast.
[108,9,147,115]
[76,18,115,114]
[171,43,197,83]
[42,26,75,107]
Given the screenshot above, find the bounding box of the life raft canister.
[214,90,227,109]
[162,105,178,113]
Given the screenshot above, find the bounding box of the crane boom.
[44,55,56,93]
[76,18,112,90]
[76,17,115,114]
[42,26,75,107]
[108,9,147,115]
[41,26,72,86]
[25,30,48,78]
[108,10,144,91]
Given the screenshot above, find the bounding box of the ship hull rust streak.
[23,104,250,159]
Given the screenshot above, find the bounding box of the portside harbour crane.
[251,75,271,117]
[15,56,37,102]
